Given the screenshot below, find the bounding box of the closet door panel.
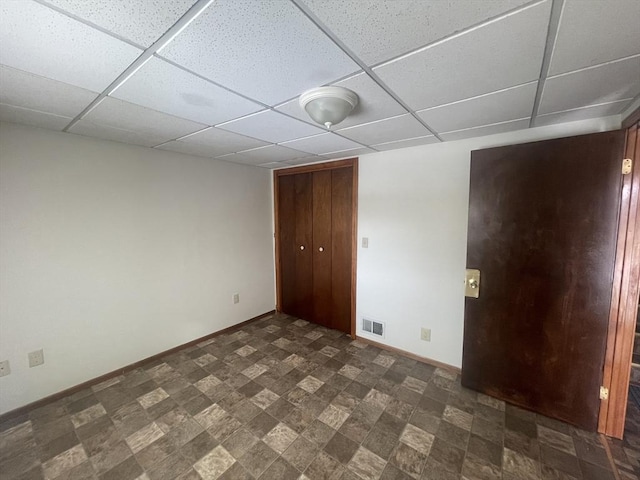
[277,175,297,315]
[330,167,353,333]
[312,170,332,328]
[294,173,313,321]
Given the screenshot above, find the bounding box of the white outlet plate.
[362,237,369,248]
[28,349,44,368]
[233,293,240,304]
[420,328,431,342]
[0,360,10,377]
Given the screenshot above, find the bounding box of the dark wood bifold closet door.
[275,160,356,335]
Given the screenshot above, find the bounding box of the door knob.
[300,245,305,250]
[318,247,324,252]
[465,269,481,298]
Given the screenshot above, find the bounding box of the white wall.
[355,115,622,368]
[0,123,276,414]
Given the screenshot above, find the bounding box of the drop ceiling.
[0,0,638,169]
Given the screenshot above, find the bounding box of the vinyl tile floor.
[0,313,621,480]
[606,384,640,480]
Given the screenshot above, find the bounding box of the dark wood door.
[277,173,312,320]
[276,161,355,335]
[462,130,625,430]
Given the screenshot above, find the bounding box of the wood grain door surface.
[277,165,354,334]
[462,130,626,430]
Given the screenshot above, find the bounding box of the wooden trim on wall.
[273,158,358,337]
[0,311,275,424]
[599,122,640,438]
[622,106,640,130]
[355,336,462,375]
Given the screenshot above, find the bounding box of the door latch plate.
[465,269,481,298]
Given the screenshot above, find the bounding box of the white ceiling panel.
[337,114,431,145]
[539,55,640,115]
[0,1,142,92]
[321,147,376,160]
[0,104,72,131]
[280,133,363,155]
[155,140,220,158]
[418,82,537,133]
[0,65,98,118]
[302,0,530,65]
[160,0,360,105]
[69,120,170,147]
[112,58,262,126]
[440,118,530,141]
[232,144,308,163]
[77,97,206,145]
[549,0,640,75]
[276,73,406,129]
[256,161,291,169]
[374,1,551,111]
[282,156,324,166]
[42,0,198,47]
[176,126,269,154]
[371,135,439,151]
[218,110,324,144]
[534,100,631,127]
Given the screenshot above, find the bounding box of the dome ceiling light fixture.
[299,86,359,130]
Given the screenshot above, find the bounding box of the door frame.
[273,158,358,338]
[599,113,640,438]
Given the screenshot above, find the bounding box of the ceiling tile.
[283,156,325,166]
[549,0,640,75]
[440,118,530,141]
[321,147,376,160]
[71,97,206,146]
[112,58,262,126]
[337,114,431,145]
[417,82,537,133]
[373,1,551,111]
[218,110,324,144]
[257,162,290,169]
[276,73,406,129]
[371,135,439,151]
[173,126,269,154]
[0,1,142,92]
[0,66,98,118]
[0,104,72,131]
[303,0,530,65]
[42,0,198,47]
[539,55,640,115]
[534,100,630,127]
[155,140,221,158]
[159,0,359,105]
[280,133,364,155]
[231,145,308,163]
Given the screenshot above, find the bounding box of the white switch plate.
[0,360,10,377]
[362,237,369,248]
[233,293,240,304]
[28,349,44,368]
[420,328,431,342]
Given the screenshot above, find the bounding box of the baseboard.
[0,311,275,424]
[355,335,461,374]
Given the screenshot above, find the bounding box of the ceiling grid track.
[61,0,215,132]
[529,0,565,128]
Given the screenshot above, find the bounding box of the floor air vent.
[362,318,384,337]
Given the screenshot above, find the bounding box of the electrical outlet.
[420,328,431,342]
[233,293,240,304]
[28,349,44,368]
[362,237,369,248]
[0,360,10,377]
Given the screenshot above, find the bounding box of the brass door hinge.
[622,158,632,175]
[600,386,609,400]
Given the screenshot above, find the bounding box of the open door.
[462,130,626,430]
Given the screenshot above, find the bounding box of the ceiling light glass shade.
[299,86,358,129]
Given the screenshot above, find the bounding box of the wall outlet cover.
[28,349,44,368]
[233,293,240,304]
[0,360,10,377]
[420,328,431,342]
